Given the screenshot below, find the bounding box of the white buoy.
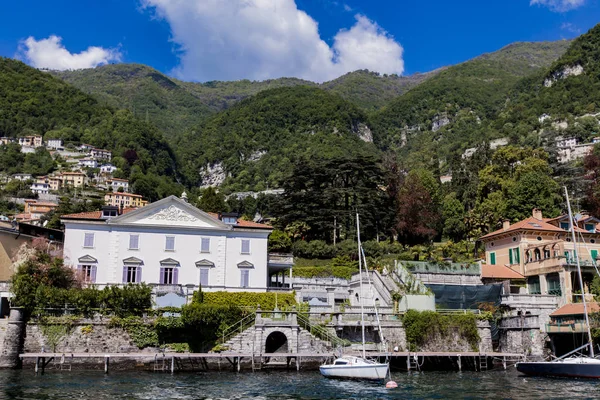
[386,380,398,389]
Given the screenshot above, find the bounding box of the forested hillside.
[370,40,571,168]
[0,58,183,200]
[52,64,441,141]
[178,86,377,191]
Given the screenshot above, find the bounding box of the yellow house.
[58,172,87,188]
[479,209,600,304]
[104,192,148,208]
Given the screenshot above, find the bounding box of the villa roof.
[551,302,600,317]
[480,217,565,240]
[481,264,524,280]
[61,208,137,221]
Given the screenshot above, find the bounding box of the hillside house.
[58,172,87,188]
[46,138,63,150]
[90,148,111,161]
[104,192,147,208]
[61,194,292,294]
[106,178,129,193]
[480,209,600,305]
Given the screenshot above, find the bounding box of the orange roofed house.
[480,208,600,304]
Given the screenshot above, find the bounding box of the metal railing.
[219,312,256,346]
[401,261,481,276]
[296,312,349,349]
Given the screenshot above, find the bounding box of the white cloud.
[17,35,121,71]
[560,22,581,33]
[530,0,586,12]
[142,0,404,82]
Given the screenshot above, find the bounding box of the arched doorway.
[265,331,288,353]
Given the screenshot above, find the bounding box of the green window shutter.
[490,253,496,265]
[592,250,598,262]
[515,248,520,264]
[509,249,513,265]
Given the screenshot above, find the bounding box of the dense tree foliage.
[275,150,391,242]
[0,58,181,187]
[179,86,375,191]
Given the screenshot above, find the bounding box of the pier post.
[104,356,109,374]
[297,356,300,371]
[457,355,461,372]
[35,357,39,373]
[503,356,506,370]
[406,354,411,371]
[171,357,175,374]
[237,357,241,372]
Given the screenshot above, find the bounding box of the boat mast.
[357,213,366,359]
[565,186,595,357]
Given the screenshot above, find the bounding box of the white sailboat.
[516,187,600,378]
[320,214,390,381]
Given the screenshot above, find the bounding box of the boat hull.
[319,363,389,380]
[516,362,600,379]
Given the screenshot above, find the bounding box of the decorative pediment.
[237,260,254,269]
[123,256,143,265]
[196,259,215,268]
[160,258,180,266]
[78,255,98,263]
[109,195,230,230]
[146,205,198,222]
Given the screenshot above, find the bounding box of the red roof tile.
[480,216,565,240]
[61,208,137,220]
[235,220,273,229]
[551,302,600,317]
[481,264,524,280]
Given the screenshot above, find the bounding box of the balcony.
[546,321,588,334]
[401,261,481,276]
[268,253,294,269]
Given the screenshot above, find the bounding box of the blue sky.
[0,0,598,82]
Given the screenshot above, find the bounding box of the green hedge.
[195,291,296,311]
[293,266,358,280]
[33,284,152,317]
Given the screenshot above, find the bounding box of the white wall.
[63,222,270,291]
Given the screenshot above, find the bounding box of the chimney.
[532,208,543,220]
[502,220,510,231]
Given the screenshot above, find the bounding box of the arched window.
[534,248,541,261]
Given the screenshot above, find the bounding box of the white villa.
[60,194,292,295]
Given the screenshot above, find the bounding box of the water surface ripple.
[1,369,599,399]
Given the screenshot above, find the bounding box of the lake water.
[0,369,598,399]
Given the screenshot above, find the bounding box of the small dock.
[19,351,525,374]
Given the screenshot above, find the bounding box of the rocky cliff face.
[544,64,584,87]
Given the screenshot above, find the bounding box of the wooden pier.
[19,351,525,374]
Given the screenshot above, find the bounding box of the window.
[165,236,175,251]
[489,252,496,265]
[241,239,250,254]
[586,224,595,233]
[509,247,520,265]
[160,267,178,285]
[200,268,209,286]
[78,265,96,282]
[240,269,250,288]
[83,233,95,248]
[122,266,141,283]
[201,238,210,253]
[591,250,598,261]
[129,234,139,250]
[560,222,570,230]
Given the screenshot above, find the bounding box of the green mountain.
[52,65,442,142]
[177,86,377,191]
[370,40,571,166]
[0,57,182,199]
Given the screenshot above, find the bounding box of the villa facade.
[480,209,600,304]
[61,195,291,293]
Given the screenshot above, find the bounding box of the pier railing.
[219,312,256,346]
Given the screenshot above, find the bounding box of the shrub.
[292,266,357,280]
[402,310,480,351]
